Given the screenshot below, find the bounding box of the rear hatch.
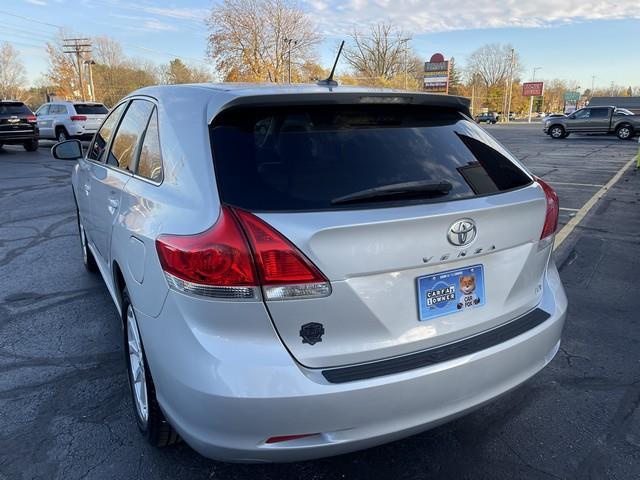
[210,102,552,368]
[72,103,108,131]
[0,102,36,135]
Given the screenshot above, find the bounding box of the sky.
[2,0,640,91]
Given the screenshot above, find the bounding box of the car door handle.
[107,197,119,214]
[82,183,91,195]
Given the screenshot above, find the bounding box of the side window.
[136,108,163,182]
[108,100,154,171]
[574,109,590,119]
[591,108,609,119]
[87,102,127,163]
[36,105,50,116]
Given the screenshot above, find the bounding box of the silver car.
[54,84,567,463]
[36,101,108,142]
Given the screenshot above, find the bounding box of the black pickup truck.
[0,101,39,151]
[543,106,640,140]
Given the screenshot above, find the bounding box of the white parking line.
[559,207,580,212]
[554,156,637,249]
[549,182,604,188]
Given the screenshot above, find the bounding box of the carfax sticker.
[417,264,485,321]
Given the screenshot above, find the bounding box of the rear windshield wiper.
[331,180,453,206]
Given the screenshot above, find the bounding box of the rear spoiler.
[209,92,472,122]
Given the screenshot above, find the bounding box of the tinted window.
[108,100,154,170]
[0,103,31,115]
[74,104,108,115]
[87,102,127,163]
[590,108,610,119]
[136,108,163,182]
[210,105,531,212]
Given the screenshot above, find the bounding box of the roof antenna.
[317,40,344,87]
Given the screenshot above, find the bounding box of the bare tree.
[206,0,320,83]
[342,23,414,81]
[466,43,521,88]
[0,42,27,100]
[93,36,125,68]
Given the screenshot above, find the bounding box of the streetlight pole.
[528,66,542,124]
[284,38,297,83]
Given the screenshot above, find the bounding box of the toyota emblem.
[447,219,477,247]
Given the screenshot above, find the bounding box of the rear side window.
[136,108,163,182]
[0,103,31,115]
[590,108,609,119]
[74,104,108,115]
[87,102,127,163]
[108,100,154,170]
[210,105,531,212]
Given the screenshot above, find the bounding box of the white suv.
[52,84,567,463]
[36,101,108,142]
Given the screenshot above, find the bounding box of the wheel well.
[113,261,126,316]
[616,123,633,131]
[55,125,67,134]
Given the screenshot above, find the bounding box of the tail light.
[25,115,36,122]
[70,115,87,121]
[156,206,331,300]
[535,177,559,240]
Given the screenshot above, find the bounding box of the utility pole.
[400,38,411,90]
[591,75,596,94]
[84,59,96,101]
[505,48,515,122]
[527,66,542,123]
[283,38,297,83]
[500,49,514,122]
[63,38,92,101]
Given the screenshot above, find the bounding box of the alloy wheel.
[127,305,149,423]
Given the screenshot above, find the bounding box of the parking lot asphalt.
[1,126,639,480]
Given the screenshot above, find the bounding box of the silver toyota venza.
[55,84,567,463]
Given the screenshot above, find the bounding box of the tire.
[549,125,565,139]
[562,132,571,138]
[77,210,98,273]
[616,124,633,140]
[56,128,69,142]
[123,289,179,447]
[23,139,39,152]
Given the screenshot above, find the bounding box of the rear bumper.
[137,261,567,463]
[0,130,38,143]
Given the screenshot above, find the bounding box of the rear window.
[0,103,31,115]
[73,104,108,115]
[210,105,531,212]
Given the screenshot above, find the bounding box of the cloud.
[24,0,47,5]
[142,18,178,32]
[302,0,640,35]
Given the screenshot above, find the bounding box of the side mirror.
[52,139,83,160]
[569,114,576,119]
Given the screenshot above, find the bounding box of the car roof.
[129,83,472,121]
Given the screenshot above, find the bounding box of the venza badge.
[447,219,477,247]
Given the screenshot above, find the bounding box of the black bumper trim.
[321,308,551,384]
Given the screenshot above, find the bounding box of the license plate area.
[417,264,485,321]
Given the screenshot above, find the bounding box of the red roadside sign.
[522,82,544,96]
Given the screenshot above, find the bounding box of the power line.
[0,9,209,67]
